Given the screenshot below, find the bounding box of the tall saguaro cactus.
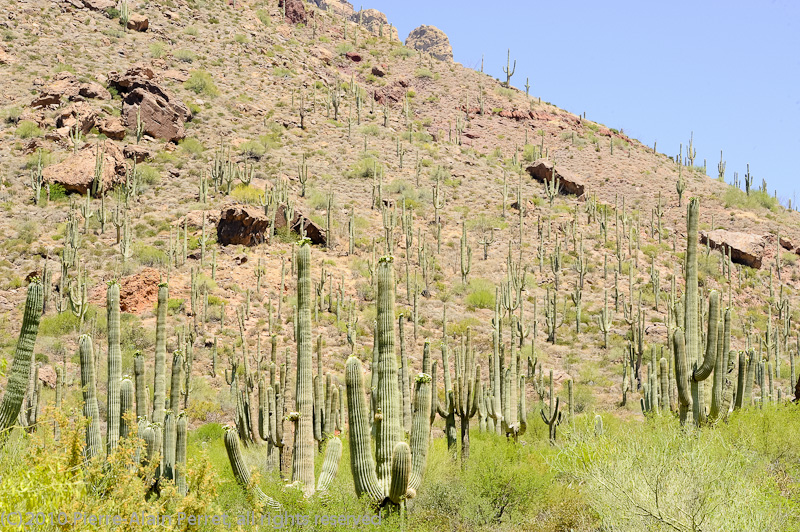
[152,283,169,426]
[0,280,43,445]
[107,280,122,454]
[79,334,102,461]
[345,256,432,508]
[291,239,316,494]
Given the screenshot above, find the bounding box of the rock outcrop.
[351,9,399,41]
[405,25,453,62]
[278,0,307,24]
[30,71,111,108]
[109,66,191,142]
[700,230,766,269]
[526,159,586,198]
[217,204,326,246]
[54,102,98,134]
[310,0,354,17]
[42,142,126,195]
[126,13,149,32]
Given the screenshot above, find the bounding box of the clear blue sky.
[365,0,800,206]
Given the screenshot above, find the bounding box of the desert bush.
[184,70,219,97]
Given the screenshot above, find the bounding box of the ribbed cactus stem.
[170,351,183,412]
[292,239,316,495]
[345,356,382,501]
[734,351,747,409]
[409,372,432,493]
[0,280,43,444]
[388,442,411,504]
[399,316,411,435]
[316,437,342,493]
[133,351,146,420]
[120,378,134,439]
[224,428,281,510]
[79,334,102,461]
[152,283,169,425]
[176,413,188,496]
[375,256,402,497]
[673,328,691,424]
[684,198,700,371]
[107,280,122,454]
[163,411,176,481]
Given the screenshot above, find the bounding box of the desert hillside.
[1,1,799,530]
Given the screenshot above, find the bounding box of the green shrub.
[415,67,434,79]
[390,47,415,59]
[335,42,353,55]
[173,49,196,63]
[179,137,205,155]
[3,106,22,124]
[167,298,185,315]
[230,184,263,204]
[465,278,495,309]
[238,139,266,159]
[345,155,383,179]
[184,70,219,97]
[15,120,42,139]
[135,164,160,186]
[134,243,168,267]
[149,42,165,58]
[723,186,778,212]
[256,9,270,25]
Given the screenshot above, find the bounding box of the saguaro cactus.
[0,280,43,445]
[79,334,102,461]
[107,280,122,454]
[152,283,169,426]
[345,256,432,508]
[291,239,317,494]
[176,413,188,496]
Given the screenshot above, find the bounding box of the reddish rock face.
[97,116,126,140]
[217,204,327,246]
[126,13,149,32]
[108,66,191,142]
[119,268,161,313]
[122,88,189,142]
[42,142,126,196]
[279,0,307,24]
[526,159,586,198]
[55,102,98,134]
[30,71,111,108]
[700,230,766,269]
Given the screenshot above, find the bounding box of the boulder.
[310,0,354,17]
[278,0,307,24]
[371,65,386,77]
[122,88,189,142]
[123,144,154,162]
[110,66,191,142]
[405,25,453,62]
[0,46,16,65]
[526,159,586,198]
[351,9,399,41]
[217,204,327,246]
[42,142,126,195]
[107,65,157,93]
[345,51,362,62]
[30,71,111,108]
[700,230,766,269]
[80,0,114,10]
[97,116,126,140]
[373,77,411,105]
[126,13,149,32]
[89,267,161,313]
[54,102,97,134]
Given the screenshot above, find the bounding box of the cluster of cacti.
[345,256,432,509]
